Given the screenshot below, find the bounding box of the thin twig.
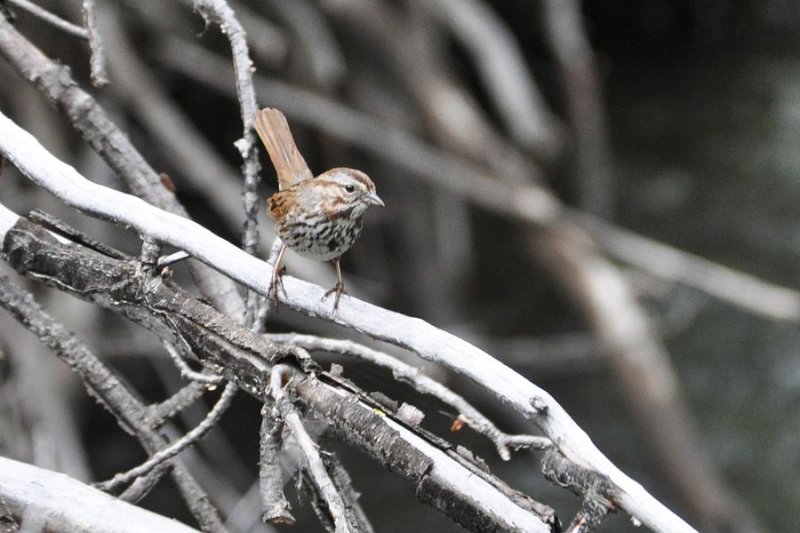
[323,452,374,533]
[181,0,262,325]
[266,333,551,459]
[162,341,225,385]
[97,381,238,492]
[81,0,108,86]
[270,365,353,533]
[118,463,171,503]
[147,381,209,428]
[7,0,88,39]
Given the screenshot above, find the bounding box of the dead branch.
[0,109,696,532]
[0,215,556,532]
[0,14,245,319]
[0,274,226,530]
[0,456,200,533]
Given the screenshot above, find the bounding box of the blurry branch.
[158,37,562,222]
[0,274,226,531]
[266,332,551,460]
[0,14,245,319]
[7,0,88,38]
[0,319,91,480]
[157,38,800,323]
[540,0,611,215]
[472,332,605,373]
[583,215,800,321]
[531,226,761,533]
[230,0,287,66]
[0,111,696,532]
[264,0,346,88]
[422,0,561,157]
[0,457,200,533]
[329,2,539,184]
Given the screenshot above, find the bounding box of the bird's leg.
[268,243,288,303]
[323,258,347,310]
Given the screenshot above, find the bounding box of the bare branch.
[0,456,200,533]
[258,406,294,525]
[0,110,697,532]
[162,340,225,385]
[179,0,263,326]
[266,332,551,460]
[422,0,561,156]
[0,14,245,319]
[98,382,238,493]
[7,0,88,39]
[0,273,226,531]
[323,452,374,533]
[270,365,353,532]
[81,0,108,86]
[146,381,209,429]
[540,0,611,215]
[541,449,614,532]
[0,212,555,531]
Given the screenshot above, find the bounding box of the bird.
[253,107,384,309]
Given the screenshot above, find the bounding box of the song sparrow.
[253,108,384,309]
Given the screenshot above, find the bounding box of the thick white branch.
[0,110,697,532]
[0,456,199,532]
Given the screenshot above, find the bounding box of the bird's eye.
[344,184,356,193]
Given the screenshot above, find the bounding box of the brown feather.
[253,108,314,190]
[267,191,289,220]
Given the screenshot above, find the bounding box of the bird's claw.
[268,266,287,304]
[322,282,347,310]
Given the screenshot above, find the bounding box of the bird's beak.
[365,192,385,207]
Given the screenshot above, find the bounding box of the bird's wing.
[253,108,314,190]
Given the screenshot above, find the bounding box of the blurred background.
[1,0,799,531]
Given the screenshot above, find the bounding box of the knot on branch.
[542,448,617,530]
